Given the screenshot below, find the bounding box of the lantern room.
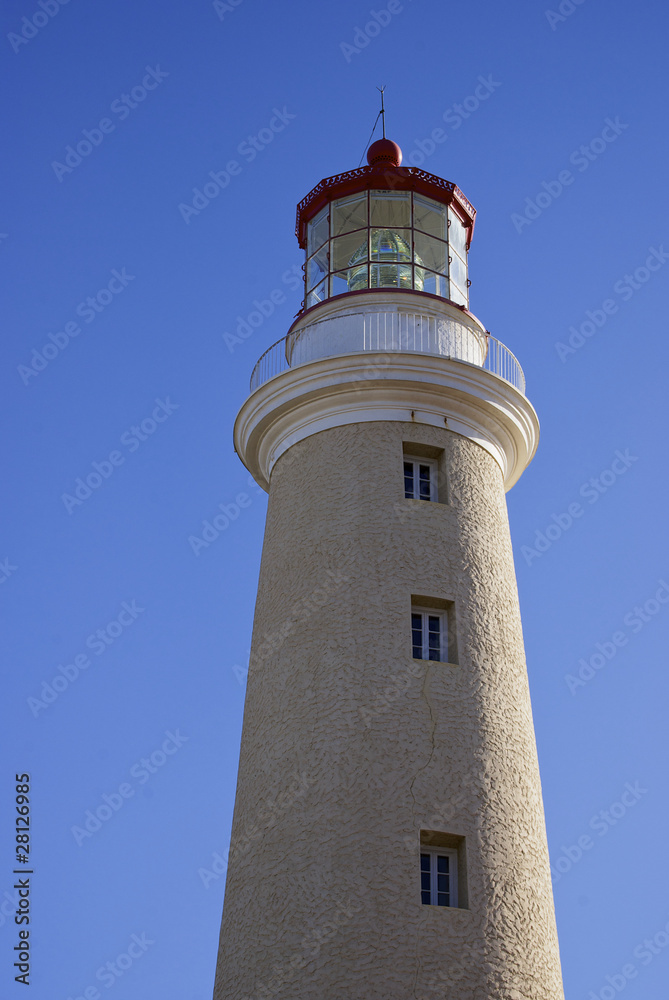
[295,138,476,312]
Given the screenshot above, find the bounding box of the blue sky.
[1,0,668,997]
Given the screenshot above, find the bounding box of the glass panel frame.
[303,190,468,306]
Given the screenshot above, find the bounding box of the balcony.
[249,305,525,396]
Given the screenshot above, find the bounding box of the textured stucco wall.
[213,420,564,1000]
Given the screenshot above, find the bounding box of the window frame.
[420,846,459,907]
[411,607,448,662]
[403,456,438,502]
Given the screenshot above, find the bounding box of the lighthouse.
[213,137,565,999]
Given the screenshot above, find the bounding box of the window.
[418,832,467,908]
[403,457,437,501]
[420,848,458,906]
[411,597,457,664]
[402,442,445,503]
[411,610,445,661]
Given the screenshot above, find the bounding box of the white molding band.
[234,351,540,493]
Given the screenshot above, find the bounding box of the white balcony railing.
[249,311,525,395]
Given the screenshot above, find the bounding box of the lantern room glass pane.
[449,252,467,293]
[303,189,467,309]
[370,190,411,228]
[369,228,413,255]
[369,262,411,290]
[448,208,467,257]
[421,270,449,298]
[348,229,416,291]
[332,194,368,236]
[331,270,352,297]
[306,280,327,308]
[307,248,328,293]
[367,228,414,290]
[307,206,329,256]
[450,283,468,307]
[414,195,447,240]
[332,232,368,273]
[414,232,448,275]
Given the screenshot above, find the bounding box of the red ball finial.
[367,138,402,167]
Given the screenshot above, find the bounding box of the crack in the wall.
[408,662,439,813]
[409,663,439,999]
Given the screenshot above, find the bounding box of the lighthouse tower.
[213,138,564,999]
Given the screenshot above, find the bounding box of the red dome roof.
[367,138,402,167]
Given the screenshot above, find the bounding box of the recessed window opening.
[411,597,457,664]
